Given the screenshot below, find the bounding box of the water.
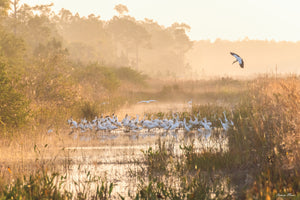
[58,129,227,198]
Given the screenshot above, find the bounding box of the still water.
[60,129,227,199]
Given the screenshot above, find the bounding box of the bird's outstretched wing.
[230,52,241,60]
[240,59,244,68]
[138,100,157,103]
[230,52,244,68]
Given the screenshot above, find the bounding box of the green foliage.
[0,62,29,128]
[0,28,26,80]
[134,141,231,200]
[100,66,120,91]
[142,141,171,174]
[75,63,120,92]
[72,169,114,200]
[34,37,68,60]
[114,67,147,85]
[95,180,114,200]
[0,143,114,199]
[158,84,182,98]
[0,0,10,16]
[0,170,114,200]
[0,172,72,199]
[179,144,232,172]
[25,38,76,107]
[0,28,25,61]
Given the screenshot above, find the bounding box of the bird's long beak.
[232,60,237,64]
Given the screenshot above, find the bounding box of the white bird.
[219,118,229,131]
[189,115,199,126]
[96,121,107,131]
[68,118,78,135]
[138,100,157,104]
[122,114,130,126]
[230,52,244,68]
[200,118,212,131]
[170,119,180,130]
[69,119,78,129]
[183,118,191,132]
[114,116,122,127]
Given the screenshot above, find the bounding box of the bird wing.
[240,59,244,68]
[230,52,241,60]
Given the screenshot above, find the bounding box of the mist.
[187,39,300,78]
[3,2,299,79]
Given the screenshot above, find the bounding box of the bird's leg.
[232,60,238,64]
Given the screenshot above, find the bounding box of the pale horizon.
[19,0,300,42]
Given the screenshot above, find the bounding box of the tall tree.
[107,16,150,69]
[168,23,193,74]
[114,4,128,16]
[11,0,20,34]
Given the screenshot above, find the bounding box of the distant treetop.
[114,4,129,16]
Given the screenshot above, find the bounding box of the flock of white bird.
[65,52,242,140]
[67,111,234,140]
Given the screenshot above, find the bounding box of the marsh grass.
[0,169,114,199]
[132,77,300,199]
[132,141,233,199]
[1,76,299,199]
[0,136,115,199]
[227,77,300,199]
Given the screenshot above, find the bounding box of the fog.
[187,39,300,78]
[2,2,299,80]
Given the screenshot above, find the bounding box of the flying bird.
[137,100,157,104]
[230,52,244,68]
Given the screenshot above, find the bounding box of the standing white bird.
[230,52,244,68]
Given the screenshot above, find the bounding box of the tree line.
[0,0,193,129]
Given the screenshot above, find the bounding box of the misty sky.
[20,0,300,42]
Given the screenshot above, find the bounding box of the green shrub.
[114,67,147,85]
[79,101,99,121]
[0,170,114,200]
[0,62,29,129]
[75,63,120,92]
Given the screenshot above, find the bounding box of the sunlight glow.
[19,0,300,42]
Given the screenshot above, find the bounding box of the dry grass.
[0,76,299,199]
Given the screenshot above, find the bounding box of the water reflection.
[61,129,227,198]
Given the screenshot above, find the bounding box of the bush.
[79,101,99,121]
[229,78,299,168]
[0,62,29,129]
[75,63,120,92]
[114,67,147,85]
[228,77,300,198]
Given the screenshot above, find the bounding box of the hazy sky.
[20,0,300,42]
